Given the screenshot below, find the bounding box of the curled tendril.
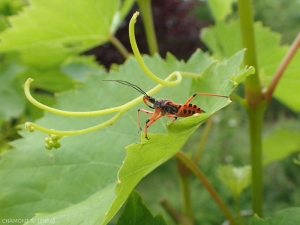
[129,12,182,86]
[23,12,199,149]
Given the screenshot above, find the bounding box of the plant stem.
[238,0,265,217]
[235,196,244,225]
[136,0,158,55]
[237,0,262,107]
[247,104,266,216]
[176,158,194,223]
[265,32,300,101]
[109,33,130,59]
[230,93,248,109]
[193,115,214,163]
[176,151,237,225]
[160,198,193,225]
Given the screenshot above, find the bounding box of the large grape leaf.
[61,55,104,81]
[0,0,25,16]
[218,165,251,199]
[0,50,253,225]
[0,61,25,120]
[22,55,104,120]
[201,21,300,111]
[0,0,120,68]
[206,0,235,22]
[250,207,300,225]
[104,50,254,224]
[116,190,167,225]
[110,0,136,33]
[19,67,78,92]
[263,130,300,165]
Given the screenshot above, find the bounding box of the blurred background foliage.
[0,0,299,224]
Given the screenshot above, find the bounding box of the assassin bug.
[103,80,229,139]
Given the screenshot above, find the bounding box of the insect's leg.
[177,92,228,115]
[137,109,154,132]
[166,114,178,122]
[144,112,164,139]
[183,92,228,105]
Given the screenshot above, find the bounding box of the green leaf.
[201,21,242,59]
[250,207,300,225]
[61,55,105,81]
[18,56,102,93]
[201,20,300,111]
[263,130,300,165]
[19,67,78,92]
[0,15,9,32]
[218,165,251,198]
[0,61,25,120]
[116,190,167,225]
[0,0,26,16]
[23,183,117,225]
[27,93,56,120]
[0,0,120,68]
[0,50,251,224]
[294,154,300,165]
[110,0,136,33]
[103,51,252,224]
[206,0,235,22]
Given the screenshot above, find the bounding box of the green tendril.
[23,72,178,148]
[27,112,123,137]
[24,78,121,117]
[129,12,182,86]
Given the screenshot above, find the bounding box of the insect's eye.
[150,97,155,103]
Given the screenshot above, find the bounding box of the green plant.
[0,0,299,225]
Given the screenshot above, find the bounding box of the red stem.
[265,33,300,101]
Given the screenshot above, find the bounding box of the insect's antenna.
[103,80,149,96]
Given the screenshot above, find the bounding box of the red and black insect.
[103,80,229,139]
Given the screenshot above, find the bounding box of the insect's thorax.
[153,98,167,108]
[154,98,178,114]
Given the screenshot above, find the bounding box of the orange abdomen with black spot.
[176,103,203,117]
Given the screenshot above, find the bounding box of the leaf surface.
[201,21,300,111]
[0,0,119,68]
[116,190,167,225]
[103,51,253,224]
[206,0,235,22]
[0,62,25,120]
[250,207,300,225]
[263,130,300,165]
[0,51,252,224]
[218,165,251,198]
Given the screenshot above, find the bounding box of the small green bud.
[45,137,51,143]
[45,143,52,150]
[25,122,31,129]
[29,127,35,132]
[53,142,61,149]
[48,140,54,146]
[25,122,35,132]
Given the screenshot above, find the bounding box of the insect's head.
[145,95,155,104]
[102,79,153,99]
